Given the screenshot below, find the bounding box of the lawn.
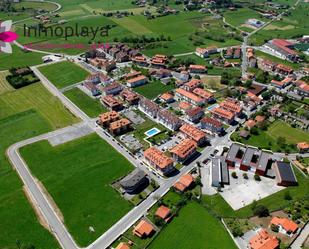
[134,80,174,99]
[0,110,60,249]
[232,120,309,153]
[64,88,107,118]
[0,45,44,71]
[0,71,13,95]
[20,134,134,247]
[148,202,237,249]
[38,61,89,89]
[0,83,79,129]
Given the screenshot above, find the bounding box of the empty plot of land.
[220,171,284,210]
[38,61,89,89]
[20,134,134,247]
[0,71,13,95]
[264,24,295,30]
[112,17,153,35]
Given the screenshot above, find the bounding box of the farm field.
[0,110,61,249]
[20,134,134,247]
[38,61,89,89]
[223,8,268,29]
[148,202,237,249]
[0,45,44,71]
[0,71,13,95]
[249,3,309,45]
[64,88,107,118]
[134,80,174,99]
[0,83,79,129]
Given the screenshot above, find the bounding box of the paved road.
[291,222,309,249]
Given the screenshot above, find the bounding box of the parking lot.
[220,169,284,210]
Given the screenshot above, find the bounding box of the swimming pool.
[145,128,161,137]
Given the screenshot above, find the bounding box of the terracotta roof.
[115,242,130,249]
[170,139,197,159]
[276,64,293,73]
[255,115,266,123]
[193,88,214,100]
[299,83,309,92]
[297,142,309,150]
[99,111,119,123]
[180,123,206,143]
[127,75,147,84]
[133,220,154,237]
[271,217,298,233]
[176,88,204,104]
[220,99,242,114]
[174,174,194,192]
[101,95,122,107]
[184,79,201,89]
[201,116,223,128]
[160,92,174,101]
[211,107,235,120]
[189,64,206,70]
[185,106,203,117]
[110,118,131,131]
[178,101,192,110]
[245,119,256,129]
[249,229,279,249]
[144,147,174,170]
[155,205,171,219]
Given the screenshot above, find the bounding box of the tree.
[243,173,248,179]
[284,191,292,201]
[271,224,279,232]
[231,172,237,178]
[232,226,244,237]
[253,205,269,217]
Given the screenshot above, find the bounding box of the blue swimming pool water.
[207,104,218,111]
[145,128,160,137]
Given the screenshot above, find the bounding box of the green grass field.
[255,51,300,70]
[0,71,13,95]
[38,61,89,89]
[148,202,237,249]
[0,110,61,249]
[20,134,134,247]
[64,88,107,118]
[134,81,174,99]
[0,83,79,129]
[249,3,309,46]
[232,120,309,153]
[0,45,44,71]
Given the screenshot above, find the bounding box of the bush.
[232,226,244,237]
[243,173,248,179]
[254,174,261,181]
[253,205,269,217]
[284,191,292,201]
[271,224,279,232]
[231,172,237,179]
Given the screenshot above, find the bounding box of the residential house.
[182,79,202,92]
[119,168,148,194]
[127,75,148,88]
[101,82,123,96]
[133,220,155,238]
[86,73,112,85]
[170,139,197,163]
[189,64,207,74]
[275,64,293,75]
[192,88,215,103]
[101,95,123,111]
[139,98,160,118]
[173,174,194,192]
[185,106,204,123]
[297,142,309,153]
[211,107,235,124]
[82,81,100,96]
[249,229,279,249]
[155,205,172,222]
[115,51,129,62]
[109,118,131,135]
[120,89,140,105]
[220,99,242,116]
[115,242,130,249]
[175,88,205,106]
[144,147,174,175]
[201,117,224,135]
[195,46,218,58]
[98,111,120,127]
[179,123,207,146]
[150,54,168,68]
[244,119,256,130]
[270,217,298,235]
[160,92,174,103]
[157,109,182,131]
[132,56,148,67]
[264,39,299,62]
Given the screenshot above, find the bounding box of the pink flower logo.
[0,20,19,53]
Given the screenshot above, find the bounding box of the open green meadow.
[249,3,309,45]
[232,120,309,153]
[0,45,44,71]
[134,80,174,99]
[0,83,79,129]
[20,134,134,247]
[0,71,13,95]
[0,110,60,249]
[64,88,107,118]
[148,202,237,249]
[38,61,89,89]
[0,76,78,248]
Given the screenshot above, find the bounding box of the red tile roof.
[155,205,171,219]
[144,147,174,170]
[249,229,279,249]
[271,217,298,233]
